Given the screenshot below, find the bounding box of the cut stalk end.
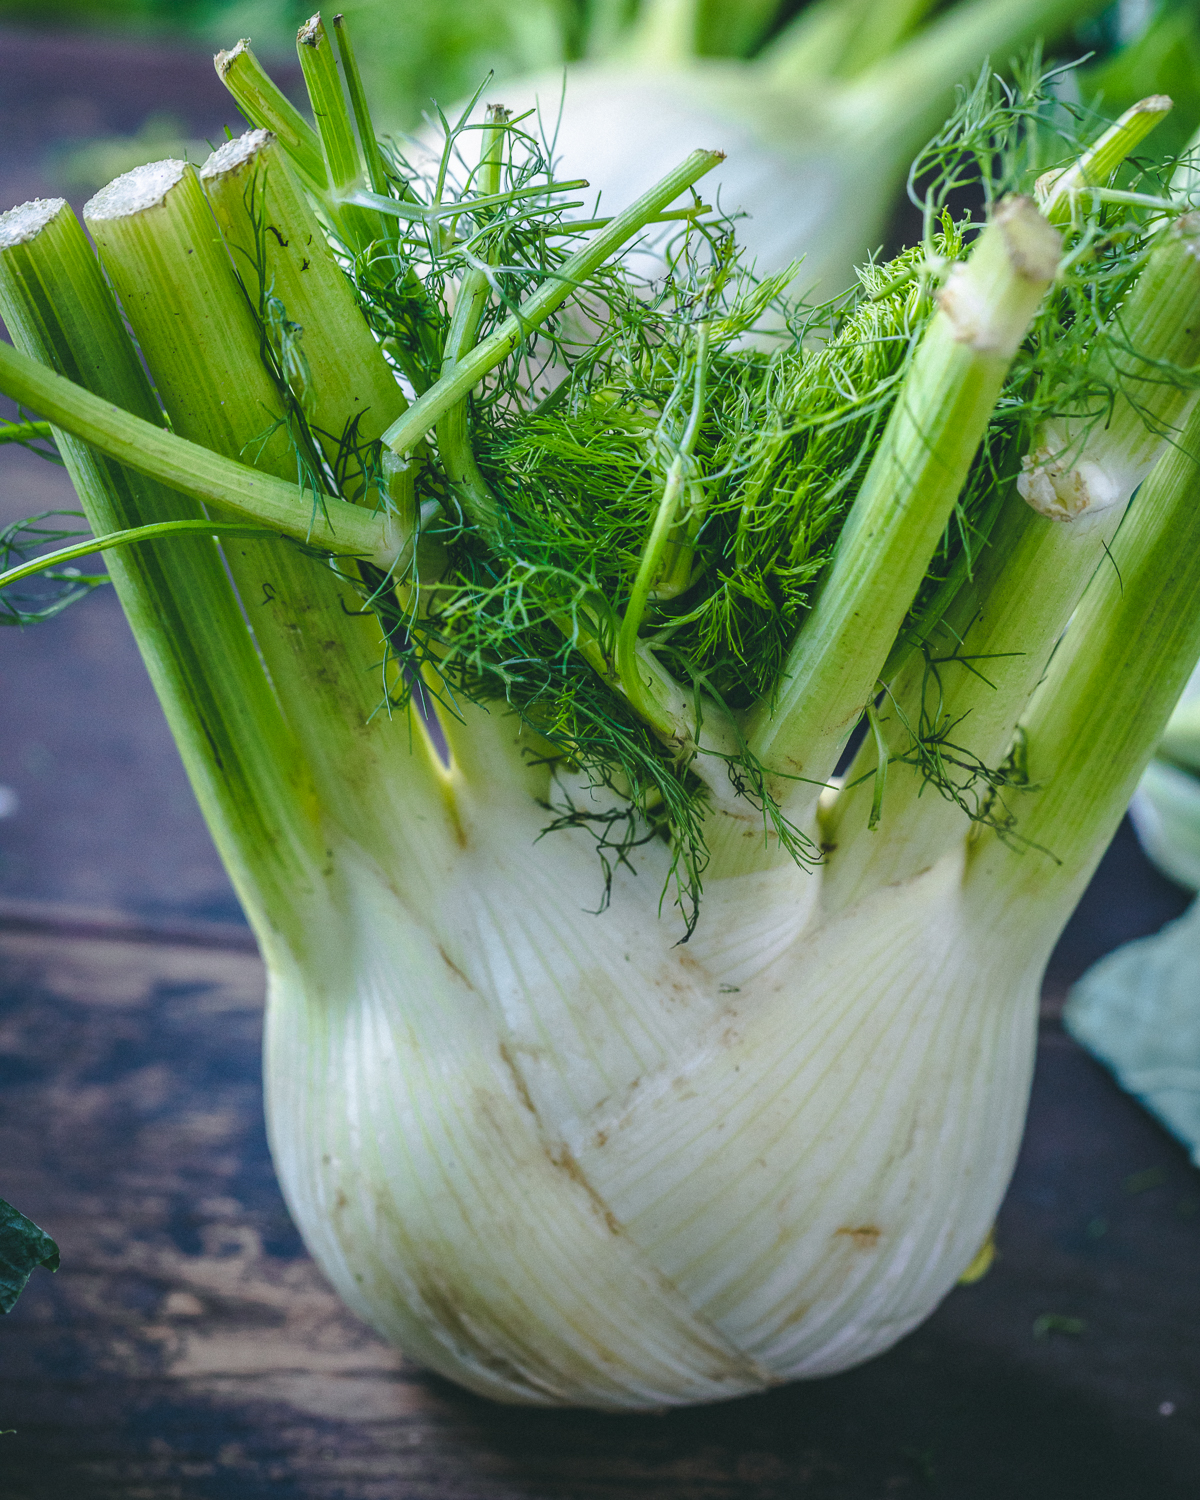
[85,158,187,220]
[937,196,1061,357]
[1037,95,1174,226]
[215,35,329,197]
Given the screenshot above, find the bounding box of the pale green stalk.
[823,207,1200,911]
[742,198,1061,819]
[199,131,410,451]
[332,11,392,197]
[0,197,323,944]
[215,38,329,196]
[433,106,511,538]
[83,158,449,856]
[0,328,388,560]
[0,418,49,445]
[382,148,725,456]
[201,125,468,803]
[0,520,274,590]
[296,12,387,251]
[616,323,709,716]
[1159,701,1200,774]
[339,177,594,227]
[646,323,712,603]
[198,127,426,557]
[1172,120,1200,206]
[298,12,362,191]
[1037,94,1175,225]
[970,390,1200,944]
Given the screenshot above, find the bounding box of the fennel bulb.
[1128,670,1200,891]
[344,0,1112,298]
[3,20,1200,1410]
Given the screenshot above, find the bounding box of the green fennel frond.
[277,62,1194,923]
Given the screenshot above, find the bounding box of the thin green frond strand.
[0,519,276,593]
[0,337,393,563]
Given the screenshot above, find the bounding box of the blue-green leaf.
[0,1199,59,1315]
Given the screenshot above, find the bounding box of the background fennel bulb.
[1066,652,1200,1171]
[4,17,1200,1411]
[343,0,1115,299]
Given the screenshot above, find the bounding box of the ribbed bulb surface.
[262,766,1042,1411]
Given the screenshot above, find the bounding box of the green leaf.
[0,1199,59,1315]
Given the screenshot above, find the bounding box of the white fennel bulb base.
[263,738,1043,1410]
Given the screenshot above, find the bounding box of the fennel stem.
[434,105,511,540]
[199,128,434,603]
[0,337,391,561]
[215,38,328,198]
[976,384,1200,924]
[0,418,50,445]
[382,147,726,456]
[297,12,387,253]
[615,323,710,720]
[743,197,1061,816]
[199,131,412,466]
[1038,95,1176,225]
[0,519,275,592]
[332,12,392,199]
[824,207,1200,910]
[84,152,451,862]
[0,199,323,935]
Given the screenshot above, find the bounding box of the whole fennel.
[2,24,1200,1409]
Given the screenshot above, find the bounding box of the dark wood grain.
[1,919,1198,1499]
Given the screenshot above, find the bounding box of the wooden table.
[1,906,1197,1499]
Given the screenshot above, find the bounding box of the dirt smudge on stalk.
[437,944,473,990]
[835,1225,882,1250]
[498,1042,537,1118]
[547,1143,623,1237]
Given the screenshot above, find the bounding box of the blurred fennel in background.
[10,1,1200,294]
[1067,657,1200,1170]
